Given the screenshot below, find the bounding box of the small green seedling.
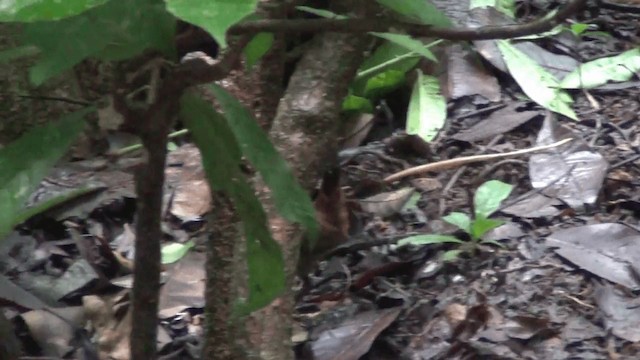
[398,180,513,260]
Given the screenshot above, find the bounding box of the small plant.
[398,180,513,260]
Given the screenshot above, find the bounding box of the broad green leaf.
[244,32,274,68]
[363,70,406,99]
[406,70,446,142]
[443,212,472,233]
[0,0,108,22]
[471,217,505,241]
[166,0,258,48]
[354,42,420,94]
[560,48,640,89]
[376,0,451,27]
[398,234,464,247]
[180,93,284,314]
[473,180,512,219]
[342,95,374,113]
[497,40,577,120]
[469,0,516,18]
[96,2,176,61]
[161,240,195,264]
[296,6,347,19]
[0,108,89,240]
[371,33,437,62]
[0,45,40,64]
[23,0,175,85]
[208,85,318,239]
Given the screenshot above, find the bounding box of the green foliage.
[21,0,176,85]
[406,70,446,142]
[0,109,90,240]
[497,40,577,120]
[207,85,319,239]
[363,70,406,99]
[165,0,258,48]
[180,94,285,314]
[353,42,420,93]
[0,0,108,22]
[398,234,464,246]
[371,33,437,62]
[446,180,513,242]
[399,180,513,257]
[244,32,274,68]
[0,45,40,64]
[343,94,374,113]
[561,48,640,89]
[161,240,195,264]
[296,6,347,19]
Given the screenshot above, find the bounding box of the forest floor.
[2,2,640,360]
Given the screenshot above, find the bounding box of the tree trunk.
[202,192,248,359]
[244,8,368,359]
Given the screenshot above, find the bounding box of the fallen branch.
[384,138,574,183]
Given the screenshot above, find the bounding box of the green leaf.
[560,48,640,89]
[23,0,175,85]
[354,41,420,93]
[471,217,505,241]
[161,240,195,264]
[363,69,406,99]
[0,0,108,22]
[473,180,513,219]
[371,33,437,62]
[497,40,577,120]
[342,95,374,113]
[0,45,40,64]
[469,0,516,18]
[296,6,347,19]
[0,108,89,240]
[375,0,451,27]
[441,249,463,261]
[570,23,590,36]
[401,191,421,212]
[406,70,446,142]
[296,5,438,65]
[398,234,464,247]
[166,0,258,48]
[443,212,472,233]
[208,85,319,238]
[95,2,176,61]
[180,93,284,314]
[481,238,506,248]
[244,32,274,68]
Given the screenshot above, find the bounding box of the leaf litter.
[4,2,640,360]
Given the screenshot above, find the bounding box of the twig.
[384,138,574,183]
[229,0,587,41]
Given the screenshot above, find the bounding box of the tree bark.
[244,5,368,358]
[201,192,248,359]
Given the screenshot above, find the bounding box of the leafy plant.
[398,180,513,259]
[0,109,90,240]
